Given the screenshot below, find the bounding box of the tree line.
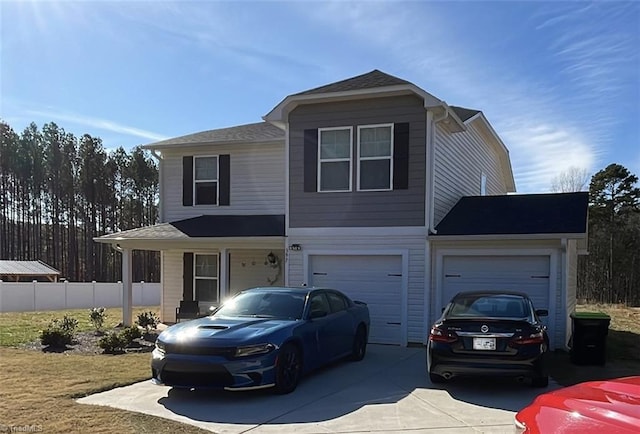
[0,120,159,282]
[553,164,640,305]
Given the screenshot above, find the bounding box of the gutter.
[428,104,451,235]
[149,150,164,223]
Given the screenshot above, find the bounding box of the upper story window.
[194,253,218,303]
[194,156,218,205]
[481,172,487,196]
[358,124,393,191]
[318,127,352,192]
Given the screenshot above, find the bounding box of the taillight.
[511,331,545,346]
[429,325,458,343]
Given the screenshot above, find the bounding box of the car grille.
[161,366,233,387]
[164,343,236,357]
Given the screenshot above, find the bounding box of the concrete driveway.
[78,345,557,433]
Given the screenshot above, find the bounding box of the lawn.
[548,303,640,386]
[0,306,210,434]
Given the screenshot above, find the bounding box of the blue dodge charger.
[152,286,370,393]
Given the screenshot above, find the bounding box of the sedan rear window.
[215,291,306,320]
[449,295,529,318]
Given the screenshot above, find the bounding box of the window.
[327,291,348,313]
[481,173,487,196]
[194,156,218,205]
[308,293,331,316]
[358,124,393,191]
[194,254,218,303]
[318,127,352,192]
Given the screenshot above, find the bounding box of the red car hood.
[516,376,640,434]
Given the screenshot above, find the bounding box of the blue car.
[151,286,370,393]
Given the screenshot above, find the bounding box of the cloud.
[302,1,636,193]
[25,108,169,142]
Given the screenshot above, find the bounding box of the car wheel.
[429,372,446,384]
[274,343,302,394]
[531,375,549,388]
[351,326,367,361]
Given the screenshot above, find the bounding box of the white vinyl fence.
[0,281,160,313]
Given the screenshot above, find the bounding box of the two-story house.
[96,70,588,350]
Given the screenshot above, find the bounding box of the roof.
[434,192,589,236]
[294,69,412,96]
[450,106,481,122]
[142,122,284,149]
[96,214,285,241]
[0,260,61,276]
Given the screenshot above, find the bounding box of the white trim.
[219,248,229,301]
[425,111,433,231]
[288,226,427,237]
[193,155,220,206]
[356,123,394,192]
[434,248,559,349]
[317,126,353,193]
[285,122,291,287]
[430,233,586,241]
[481,172,487,196]
[423,240,432,344]
[303,248,409,346]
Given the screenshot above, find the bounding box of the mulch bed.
[20,327,158,355]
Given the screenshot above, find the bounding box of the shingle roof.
[0,260,61,276]
[143,122,284,149]
[294,70,413,96]
[434,192,589,236]
[450,106,481,122]
[96,215,286,240]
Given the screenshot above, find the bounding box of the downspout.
[429,104,451,235]
[149,150,164,223]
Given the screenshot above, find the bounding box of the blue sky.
[2,1,638,193]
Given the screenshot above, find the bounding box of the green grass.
[0,306,160,346]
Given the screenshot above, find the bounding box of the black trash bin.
[570,312,610,365]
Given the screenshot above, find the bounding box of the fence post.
[64,280,68,309]
[33,280,37,311]
[0,280,3,312]
[141,280,145,306]
[92,280,96,307]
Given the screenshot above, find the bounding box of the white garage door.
[442,256,550,320]
[310,255,402,345]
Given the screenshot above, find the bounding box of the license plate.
[473,337,496,350]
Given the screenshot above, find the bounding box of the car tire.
[274,343,302,394]
[429,372,446,384]
[531,375,549,388]
[351,326,367,361]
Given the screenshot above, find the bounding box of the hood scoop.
[198,325,229,330]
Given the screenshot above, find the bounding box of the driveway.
[78,345,558,433]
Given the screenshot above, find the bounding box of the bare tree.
[550,166,590,192]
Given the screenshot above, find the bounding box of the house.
[95,70,588,350]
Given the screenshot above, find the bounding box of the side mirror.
[535,309,548,317]
[309,309,328,319]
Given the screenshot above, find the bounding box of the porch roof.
[94,214,286,242]
[433,192,589,237]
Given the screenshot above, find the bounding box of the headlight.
[155,340,166,353]
[234,343,275,358]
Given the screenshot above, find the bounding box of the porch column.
[122,247,133,326]
[219,248,228,303]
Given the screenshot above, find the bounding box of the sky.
[1,0,639,193]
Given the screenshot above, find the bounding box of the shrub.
[120,325,142,344]
[89,307,107,333]
[40,315,78,348]
[136,311,159,333]
[98,331,128,354]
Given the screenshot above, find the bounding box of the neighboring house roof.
[0,260,61,281]
[95,215,285,241]
[433,192,589,236]
[294,69,413,96]
[450,106,481,122]
[142,122,284,149]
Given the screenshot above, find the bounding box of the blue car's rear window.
[215,291,306,320]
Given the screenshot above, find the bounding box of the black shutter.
[219,154,230,206]
[303,129,318,192]
[182,156,193,206]
[393,123,410,190]
[183,253,194,301]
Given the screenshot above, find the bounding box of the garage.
[442,255,551,321]
[309,254,403,345]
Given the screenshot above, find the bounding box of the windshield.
[214,291,306,320]
[448,294,530,319]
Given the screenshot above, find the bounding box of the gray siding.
[289,96,426,228]
[434,121,508,225]
[565,239,578,348]
[161,143,285,223]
